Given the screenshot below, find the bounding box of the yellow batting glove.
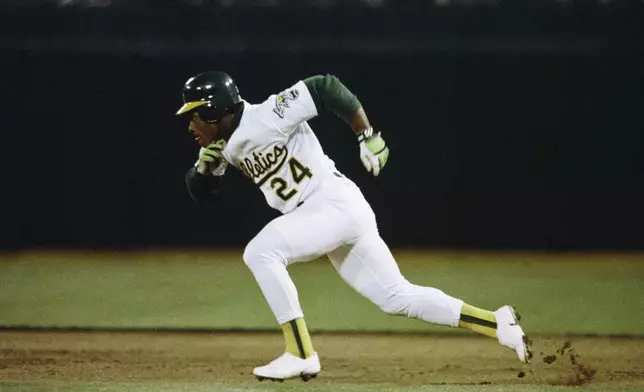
[358,127,389,176]
[197,139,228,175]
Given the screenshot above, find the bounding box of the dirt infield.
[1,331,643,387]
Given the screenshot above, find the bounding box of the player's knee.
[379,300,407,316]
[377,282,415,316]
[242,239,263,268]
[243,236,283,269]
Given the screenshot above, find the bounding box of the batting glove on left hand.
[197,139,228,176]
[358,127,389,176]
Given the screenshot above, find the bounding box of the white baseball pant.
[243,174,464,326]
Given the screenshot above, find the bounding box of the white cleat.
[253,352,321,382]
[494,305,533,363]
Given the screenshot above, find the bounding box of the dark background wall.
[2,1,643,251]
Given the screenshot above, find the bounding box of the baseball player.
[177,71,532,382]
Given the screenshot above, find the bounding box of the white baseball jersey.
[211,80,343,214]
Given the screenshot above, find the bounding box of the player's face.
[188,112,219,147]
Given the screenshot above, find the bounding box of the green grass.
[2,381,644,392]
[1,249,643,335]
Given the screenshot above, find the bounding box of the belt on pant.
[296,171,345,208]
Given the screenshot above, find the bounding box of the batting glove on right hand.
[197,139,228,176]
[358,127,389,176]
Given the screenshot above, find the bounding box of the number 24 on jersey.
[270,158,312,201]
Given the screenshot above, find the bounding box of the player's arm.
[185,167,222,205]
[303,74,389,176]
[185,140,227,205]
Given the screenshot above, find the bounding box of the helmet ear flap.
[196,102,226,123]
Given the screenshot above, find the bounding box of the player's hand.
[358,128,389,176]
[197,139,228,176]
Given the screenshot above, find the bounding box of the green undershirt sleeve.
[303,74,362,124]
[185,167,222,205]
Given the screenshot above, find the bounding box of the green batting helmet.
[176,71,242,123]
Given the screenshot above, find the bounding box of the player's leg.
[327,233,463,327]
[327,230,532,363]
[243,195,366,380]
